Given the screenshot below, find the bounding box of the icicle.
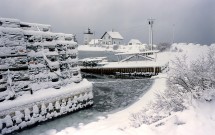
[61,99,66,106]
[48,103,54,112]
[24,108,31,121]
[67,98,72,108]
[41,103,47,115]
[33,105,39,117]
[55,101,60,110]
[73,96,78,104]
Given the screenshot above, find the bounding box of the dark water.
[16,79,153,135]
[15,51,153,135]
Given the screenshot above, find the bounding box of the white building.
[128,39,142,45]
[89,39,102,45]
[84,28,93,45]
[101,31,123,45]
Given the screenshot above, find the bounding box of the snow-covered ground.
[41,43,215,135]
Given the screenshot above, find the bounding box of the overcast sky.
[0,0,214,45]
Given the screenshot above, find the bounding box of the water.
[15,51,153,135]
[15,78,153,135]
[79,51,118,62]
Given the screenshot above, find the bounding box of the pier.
[80,51,169,77]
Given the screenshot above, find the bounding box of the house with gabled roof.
[101,31,123,45]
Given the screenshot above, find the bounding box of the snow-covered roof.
[128,39,142,45]
[101,31,124,40]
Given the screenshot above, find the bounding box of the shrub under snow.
[130,45,215,128]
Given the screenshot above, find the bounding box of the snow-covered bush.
[130,47,215,128]
[130,87,186,127]
[169,49,215,102]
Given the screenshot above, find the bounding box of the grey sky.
[0,0,214,45]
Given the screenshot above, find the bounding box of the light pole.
[148,18,155,50]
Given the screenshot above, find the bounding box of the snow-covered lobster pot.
[0,18,93,134]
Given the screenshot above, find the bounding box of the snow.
[89,39,102,45]
[13,111,24,124]
[0,79,92,115]
[128,39,142,45]
[4,115,13,127]
[107,31,124,39]
[102,51,169,68]
[39,43,215,135]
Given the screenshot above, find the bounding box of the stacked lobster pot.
[0,18,93,134]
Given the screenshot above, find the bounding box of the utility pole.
[172,24,175,44]
[94,31,95,46]
[148,18,155,50]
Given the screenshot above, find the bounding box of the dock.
[79,50,169,77]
